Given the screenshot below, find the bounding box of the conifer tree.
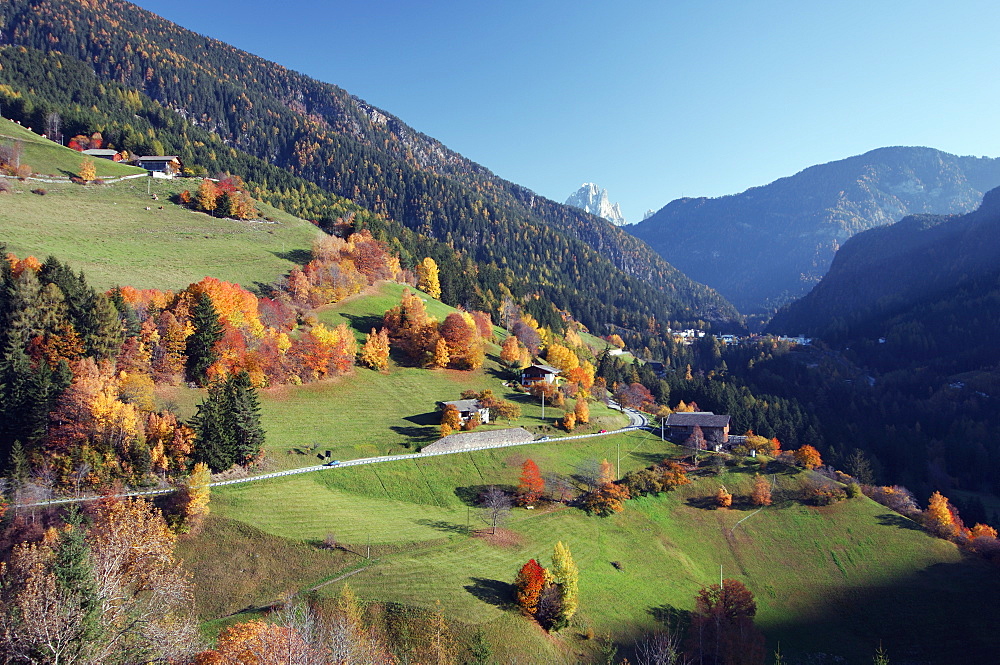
[574,398,590,425]
[225,371,265,465]
[186,292,223,386]
[431,337,450,369]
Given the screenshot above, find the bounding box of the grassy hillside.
[160,281,629,471]
[0,116,145,179]
[0,175,321,291]
[183,434,1000,664]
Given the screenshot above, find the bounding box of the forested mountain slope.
[768,186,1000,372]
[0,0,741,340]
[630,147,1000,314]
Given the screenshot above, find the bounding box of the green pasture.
[0,175,320,292]
[199,435,1000,663]
[0,117,145,179]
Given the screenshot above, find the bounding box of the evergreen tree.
[186,292,223,386]
[224,371,265,465]
[81,293,124,359]
[190,372,265,472]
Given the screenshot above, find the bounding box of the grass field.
[0,117,145,179]
[193,430,1000,664]
[0,176,321,291]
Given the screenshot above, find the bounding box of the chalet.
[440,399,490,425]
[135,155,182,178]
[665,411,731,450]
[82,148,120,161]
[520,363,561,387]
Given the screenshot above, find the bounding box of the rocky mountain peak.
[565,183,627,226]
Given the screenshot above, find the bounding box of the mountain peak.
[565,183,627,226]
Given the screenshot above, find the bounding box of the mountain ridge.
[630,146,1000,314]
[0,0,742,342]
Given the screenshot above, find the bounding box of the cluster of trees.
[865,485,1000,559]
[179,175,259,220]
[0,497,199,664]
[0,138,31,179]
[512,542,579,631]
[383,289,492,370]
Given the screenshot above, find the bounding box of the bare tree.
[45,111,63,145]
[479,485,511,534]
[636,631,690,665]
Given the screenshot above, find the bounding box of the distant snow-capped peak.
[565,183,627,226]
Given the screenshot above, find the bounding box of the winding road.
[14,404,652,508]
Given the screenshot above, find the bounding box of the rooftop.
[665,411,731,428]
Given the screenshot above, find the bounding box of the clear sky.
[130,0,1000,223]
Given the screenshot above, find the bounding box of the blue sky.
[131,0,1000,223]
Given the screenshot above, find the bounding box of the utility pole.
[616,441,620,480]
[660,416,665,442]
[541,391,545,422]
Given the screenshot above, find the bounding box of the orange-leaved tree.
[792,444,822,470]
[517,459,544,505]
[514,558,547,616]
[750,474,772,507]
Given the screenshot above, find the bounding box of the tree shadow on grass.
[414,519,468,535]
[454,484,517,506]
[648,603,692,630]
[270,248,313,265]
[340,312,386,336]
[464,577,515,610]
[389,425,437,444]
[685,496,719,510]
[876,513,924,531]
[404,412,440,426]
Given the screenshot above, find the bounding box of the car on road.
[599,429,607,433]
[324,459,340,467]
[537,436,550,441]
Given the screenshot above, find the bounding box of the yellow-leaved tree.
[416,257,442,299]
[79,158,96,182]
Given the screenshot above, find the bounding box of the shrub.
[0,180,10,194]
[715,486,733,508]
[845,482,861,499]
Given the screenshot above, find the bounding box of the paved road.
[14,404,652,508]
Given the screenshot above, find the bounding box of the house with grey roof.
[665,411,731,450]
[440,399,490,425]
[82,148,120,161]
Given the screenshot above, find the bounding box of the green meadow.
[0,117,145,179]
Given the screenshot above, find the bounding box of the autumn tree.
[195,178,219,214]
[517,459,545,506]
[0,497,198,663]
[175,461,211,532]
[792,444,822,470]
[687,579,765,665]
[750,474,772,507]
[924,490,959,538]
[439,403,462,438]
[359,327,391,371]
[550,541,579,629]
[716,486,733,508]
[561,411,577,432]
[514,558,547,617]
[416,257,442,299]
[574,398,590,425]
[78,158,96,182]
[431,337,451,369]
[499,335,524,369]
[581,482,630,516]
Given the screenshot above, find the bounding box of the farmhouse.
[520,363,561,387]
[665,411,731,449]
[135,155,182,178]
[440,399,490,425]
[82,148,121,161]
